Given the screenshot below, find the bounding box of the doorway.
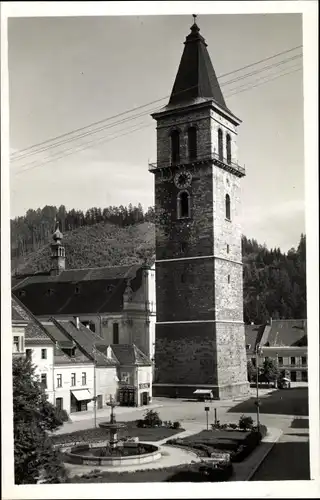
[140,391,149,406]
[291,371,297,382]
[97,395,103,409]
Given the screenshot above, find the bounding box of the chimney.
[74,316,80,329]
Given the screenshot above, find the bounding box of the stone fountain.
[62,397,162,467]
[98,397,127,448]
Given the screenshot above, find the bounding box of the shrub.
[211,422,221,430]
[239,415,254,431]
[220,423,228,430]
[56,409,69,422]
[173,421,181,429]
[143,410,162,428]
[258,424,268,438]
[228,423,238,430]
[167,420,173,429]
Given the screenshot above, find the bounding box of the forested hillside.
[11,205,306,324]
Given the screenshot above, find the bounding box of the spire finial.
[192,14,197,24]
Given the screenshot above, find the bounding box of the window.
[41,374,47,389]
[177,191,191,219]
[41,348,47,360]
[180,241,187,253]
[187,127,197,160]
[18,290,26,297]
[228,275,230,284]
[226,133,232,164]
[82,320,96,333]
[227,244,230,254]
[75,286,80,295]
[170,130,180,164]
[278,357,283,366]
[113,323,119,344]
[13,336,20,353]
[302,356,307,366]
[71,373,76,386]
[302,371,308,382]
[291,357,296,366]
[82,372,87,386]
[225,194,231,220]
[56,397,63,411]
[218,128,223,160]
[57,374,62,388]
[121,372,130,384]
[26,348,32,360]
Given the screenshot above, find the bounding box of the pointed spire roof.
[168,17,229,113]
[52,220,63,243]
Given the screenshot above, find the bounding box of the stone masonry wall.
[154,323,217,385]
[156,258,215,322]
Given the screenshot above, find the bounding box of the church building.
[149,17,249,399]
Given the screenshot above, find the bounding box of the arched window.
[177,191,191,219]
[170,130,180,164]
[225,194,231,220]
[218,128,223,161]
[188,127,197,160]
[226,133,232,164]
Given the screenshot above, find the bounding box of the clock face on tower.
[174,171,192,189]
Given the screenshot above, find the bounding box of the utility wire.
[11,52,302,165]
[11,45,302,160]
[13,65,302,177]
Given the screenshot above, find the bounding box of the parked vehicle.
[278,377,291,389]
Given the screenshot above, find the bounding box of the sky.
[8,13,305,252]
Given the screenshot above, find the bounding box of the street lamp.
[255,343,262,430]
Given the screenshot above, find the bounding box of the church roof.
[164,19,233,116]
[12,264,144,316]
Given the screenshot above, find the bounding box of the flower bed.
[166,424,268,464]
[51,421,184,447]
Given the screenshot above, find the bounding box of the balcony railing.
[148,151,245,177]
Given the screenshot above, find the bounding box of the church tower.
[50,221,65,276]
[149,17,249,399]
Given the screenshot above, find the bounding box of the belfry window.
[226,134,232,164]
[225,194,231,221]
[218,128,223,161]
[188,127,197,160]
[177,191,191,219]
[170,130,180,164]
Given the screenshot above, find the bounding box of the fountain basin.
[62,441,162,467]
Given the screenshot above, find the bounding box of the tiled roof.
[163,21,236,118]
[244,324,265,355]
[12,295,55,342]
[40,320,93,365]
[52,319,117,367]
[267,319,307,347]
[12,264,143,316]
[108,344,151,366]
[245,319,307,351]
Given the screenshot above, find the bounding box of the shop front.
[118,385,136,407]
[70,389,93,413]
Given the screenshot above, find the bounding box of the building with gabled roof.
[12,224,156,364]
[245,319,308,382]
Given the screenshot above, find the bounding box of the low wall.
[62,441,162,467]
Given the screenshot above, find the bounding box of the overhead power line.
[11,52,302,165]
[13,64,302,177]
[11,44,302,160]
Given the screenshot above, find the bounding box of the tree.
[262,357,280,387]
[13,357,67,484]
